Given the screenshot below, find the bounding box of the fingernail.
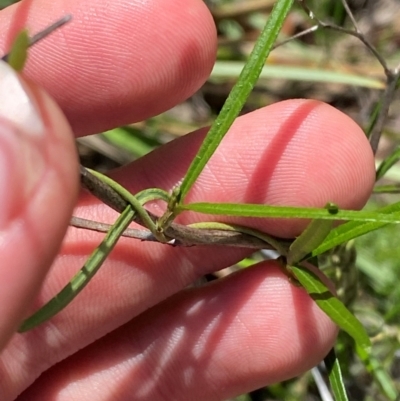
[0,61,44,136]
[0,61,46,228]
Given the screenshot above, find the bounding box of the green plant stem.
[19,205,135,332]
[177,0,294,200]
[19,184,173,331]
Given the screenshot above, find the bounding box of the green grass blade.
[101,126,160,158]
[211,62,384,89]
[178,0,294,201]
[178,201,400,223]
[373,184,400,194]
[7,29,29,71]
[376,146,400,181]
[288,264,371,353]
[365,98,380,138]
[324,348,349,401]
[19,205,134,332]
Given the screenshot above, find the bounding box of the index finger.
[0,0,217,135]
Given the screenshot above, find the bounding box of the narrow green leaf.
[19,205,134,332]
[178,0,294,200]
[0,0,21,10]
[178,201,400,223]
[101,126,159,158]
[373,184,400,194]
[288,204,335,265]
[7,29,29,71]
[365,96,382,138]
[376,146,400,181]
[312,200,400,257]
[377,159,400,181]
[211,62,384,89]
[324,348,349,401]
[288,264,371,353]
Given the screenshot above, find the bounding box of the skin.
[0,0,376,400]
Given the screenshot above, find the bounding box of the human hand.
[0,0,375,400]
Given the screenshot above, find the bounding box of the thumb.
[0,61,78,349]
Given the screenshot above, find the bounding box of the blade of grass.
[211,62,384,89]
[101,126,160,158]
[178,0,294,201]
[376,146,400,181]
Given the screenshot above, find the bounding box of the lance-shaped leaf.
[288,264,371,354]
[19,205,135,332]
[324,348,349,401]
[7,29,29,71]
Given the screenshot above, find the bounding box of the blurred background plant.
[2,0,400,400]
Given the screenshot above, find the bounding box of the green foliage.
[376,147,400,181]
[288,264,371,353]
[101,126,160,158]
[211,61,384,89]
[0,0,20,10]
[20,205,136,332]
[178,201,400,224]
[7,29,29,71]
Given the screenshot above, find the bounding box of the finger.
[17,261,338,401]
[0,0,216,135]
[0,100,374,399]
[110,99,376,237]
[0,61,78,350]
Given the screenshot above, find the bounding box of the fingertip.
[18,261,337,401]
[185,99,375,236]
[0,67,78,348]
[196,261,338,388]
[0,0,218,134]
[258,99,376,232]
[271,99,376,209]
